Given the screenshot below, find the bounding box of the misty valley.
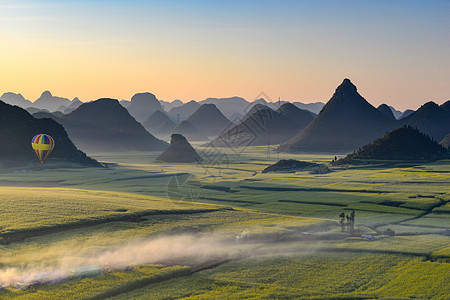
[0,78,448,299]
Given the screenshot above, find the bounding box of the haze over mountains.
[172,120,208,141]
[1,81,448,157]
[58,99,168,152]
[207,103,315,147]
[126,92,163,122]
[186,104,233,137]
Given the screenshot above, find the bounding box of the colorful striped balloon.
[31,134,55,163]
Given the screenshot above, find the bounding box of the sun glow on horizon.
[1,0,449,110]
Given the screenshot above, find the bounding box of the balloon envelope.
[31,134,55,163]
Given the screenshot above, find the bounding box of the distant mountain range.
[160,99,183,112]
[0,91,82,113]
[58,99,168,151]
[0,100,99,167]
[1,87,447,156]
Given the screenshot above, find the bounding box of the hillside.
[401,101,450,142]
[156,134,202,163]
[280,79,395,153]
[292,101,325,114]
[206,106,301,147]
[60,99,168,151]
[199,97,249,119]
[277,102,316,128]
[262,159,319,173]
[186,104,233,137]
[154,119,178,138]
[334,126,448,164]
[0,100,99,167]
[399,109,415,119]
[126,92,163,122]
[142,110,173,133]
[377,104,396,120]
[160,99,183,111]
[32,111,62,121]
[168,100,201,122]
[441,133,450,149]
[172,120,208,141]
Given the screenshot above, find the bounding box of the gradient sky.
[1,0,449,110]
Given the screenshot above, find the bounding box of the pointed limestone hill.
[142,110,173,133]
[280,79,396,153]
[168,100,201,122]
[0,92,33,108]
[126,92,163,122]
[32,91,72,112]
[0,100,99,167]
[186,104,233,137]
[440,133,450,149]
[206,106,301,147]
[401,101,450,142]
[334,126,448,164]
[277,102,316,128]
[60,99,168,151]
[172,120,208,141]
[156,134,202,163]
[377,104,396,120]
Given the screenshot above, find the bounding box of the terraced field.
[0,148,448,299]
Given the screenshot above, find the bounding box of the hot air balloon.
[31,134,55,163]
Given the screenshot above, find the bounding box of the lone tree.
[339,212,345,232]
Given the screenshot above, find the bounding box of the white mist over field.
[0,233,244,287]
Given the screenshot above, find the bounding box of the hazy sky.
[1,0,449,110]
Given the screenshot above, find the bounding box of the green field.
[0,147,448,299]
